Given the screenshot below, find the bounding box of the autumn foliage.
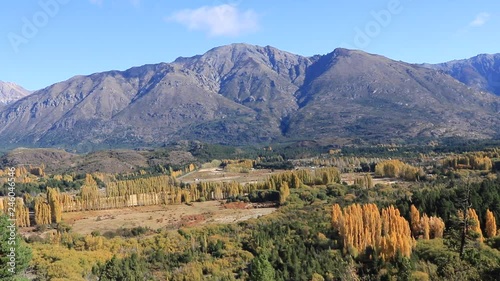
[458,208,484,242]
[468,208,483,242]
[47,187,62,223]
[0,197,30,227]
[410,205,420,237]
[27,169,321,225]
[331,203,414,260]
[374,159,423,181]
[15,198,30,227]
[485,209,497,238]
[34,196,52,225]
[354,174,373,188]
[442,153,493,170]
[409,205,445,240]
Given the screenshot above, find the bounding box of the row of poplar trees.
[332,203,498,262]
[332,203,414,260]
[442,153,494,171]
[28,168,340,226]
[0,197,30,227]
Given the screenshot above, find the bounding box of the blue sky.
[1,0,499,90]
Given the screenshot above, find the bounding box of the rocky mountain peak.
[0,81,31,104]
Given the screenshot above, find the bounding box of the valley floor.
[54,201,276,235]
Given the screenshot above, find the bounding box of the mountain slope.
[287,49,500,143]
[425,53,500,96]
[174,44,313,121]
[0,63,270,150]
[0,81,31,104]
[0,44,499,151]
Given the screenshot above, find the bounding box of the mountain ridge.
[0,81,31,105]
[1,44,499,152]
[424,53,500,96]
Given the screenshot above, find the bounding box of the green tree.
[93,253,150,281]
[0,214,32,280]
[395,256,413,281]
[279,182,290,205]
[93,255,121,281]
[47,187,62,223]
[249,255,275,281]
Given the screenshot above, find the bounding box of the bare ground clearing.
[178,168,284,184]
[61,201,276,235]
[340,173,406,185]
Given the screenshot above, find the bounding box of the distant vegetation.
[0,144,499,280]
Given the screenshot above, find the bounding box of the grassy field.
[61,201,276,235]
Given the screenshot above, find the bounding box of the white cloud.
[168,5,259,37]
[469,12,490,27]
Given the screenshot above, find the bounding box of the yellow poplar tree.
[420,214,430,240]
[379,205,413,260]
[362,203,381,247]
[410,205,420,238]
[15,198,30,227]
[467,208,483,242]
[47,187,62,223]
[332,204,343,231]
[278,182,290,205]
[365,174,373,188]
[485,209,497,238]
[429,216,445,238]
[0,197,5,213]
[334,203,412,260]
[34,196,52,225]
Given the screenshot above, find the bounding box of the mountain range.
[424,53,500,96]
[1,44,499,152]
[0,81,31,105]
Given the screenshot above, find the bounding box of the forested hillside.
[0,146,499,280]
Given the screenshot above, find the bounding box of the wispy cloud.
[167,4,259,37]
[469,12,490,27]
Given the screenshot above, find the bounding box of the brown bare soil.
[222,202,252,209]
[62,201,276,235]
